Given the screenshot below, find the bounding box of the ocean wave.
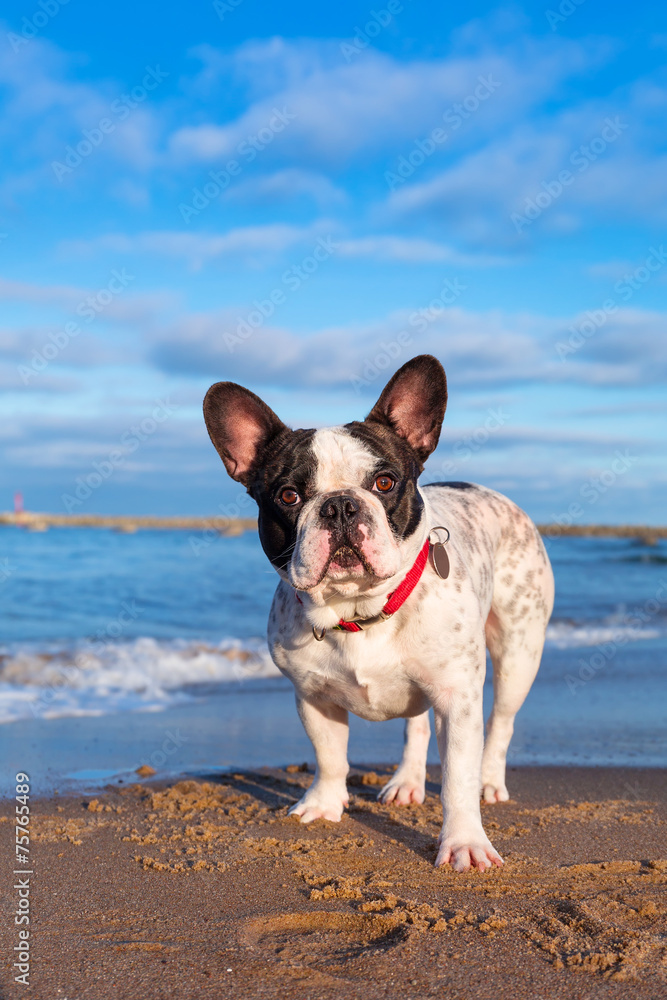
[0,637,280,724]
[0,613,663,725]
[546,619,661,649]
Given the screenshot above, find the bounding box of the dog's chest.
[269,602,443,721]
[268,515,489,720]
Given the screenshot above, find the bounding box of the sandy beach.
[2,764,665,999]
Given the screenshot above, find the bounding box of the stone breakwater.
[0,511,665,544]
[536,523,667,546]
[0,512,257,535]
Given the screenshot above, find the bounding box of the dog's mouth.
[326,544,369,577]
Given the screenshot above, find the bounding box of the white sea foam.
[546,619,661,649]
[0,637,280,724]
[0,614,662,724]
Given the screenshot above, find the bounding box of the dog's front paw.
[435,831,503,873]
[377,769,425,805]
[288,782,349,823]
[482,781,510,804]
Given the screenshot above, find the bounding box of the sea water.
[0,525,665,788]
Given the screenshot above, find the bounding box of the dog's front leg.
[288,697,350,823]
[433,685,503,873]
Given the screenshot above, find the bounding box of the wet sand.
[2,765,665,999]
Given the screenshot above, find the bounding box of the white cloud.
[0,361,80,393]
[167,34,600,167]
[337,236,508,265]
[146,303,667,390]
[384,84,667,244]
[0,277,178,327]
[0,278,87,308]
[225,168,347,206]
[586,260,636,281]
[60,224,323,268]
[0,324,127,375]
[60,227,509,268]
[0,29,165,198]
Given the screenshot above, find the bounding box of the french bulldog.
[203,355,554,872]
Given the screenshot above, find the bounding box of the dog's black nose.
[319,494,359,522]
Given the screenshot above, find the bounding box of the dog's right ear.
[203,382,287,485]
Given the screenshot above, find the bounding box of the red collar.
[296,538,430,639]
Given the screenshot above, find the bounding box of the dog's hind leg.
[378,710,430,805]
[481,616,545,802]
[482,539,554,803]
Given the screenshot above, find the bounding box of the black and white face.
[203,355,448,596]
[252,421,425,593]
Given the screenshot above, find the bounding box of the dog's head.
[203,355,447,598]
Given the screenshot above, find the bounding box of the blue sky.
[1,0,665,521]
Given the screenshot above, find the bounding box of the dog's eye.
[279,488,300,506]
[373,475,395,493]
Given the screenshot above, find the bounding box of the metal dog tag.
[429,542,450,579]
[429,526,450,580]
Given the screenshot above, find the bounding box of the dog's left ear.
[366,355,447,464]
